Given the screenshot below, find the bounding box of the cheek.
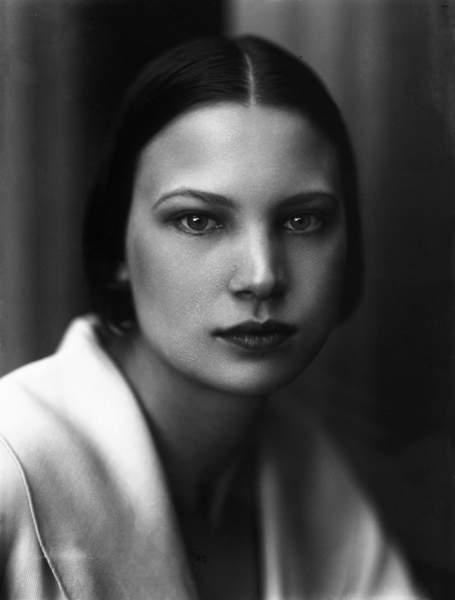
[126,231,224,322]
[292,235,347,320]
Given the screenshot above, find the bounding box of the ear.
[115,263,130,283]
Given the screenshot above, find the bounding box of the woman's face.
[124,103,346,396]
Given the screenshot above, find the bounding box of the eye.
[175,213,222,235]
[283,214,324,233]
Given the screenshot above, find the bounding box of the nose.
[228,228,286,300]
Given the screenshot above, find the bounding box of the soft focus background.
[1,0,453,597]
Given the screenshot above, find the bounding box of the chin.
[202,362,307,398]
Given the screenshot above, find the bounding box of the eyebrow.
[152,187,338,210]
[277,191,338,209]
[153,189,235,210]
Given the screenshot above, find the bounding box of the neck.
[106,329,266,516]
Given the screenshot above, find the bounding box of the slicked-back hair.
[83,35,363,331]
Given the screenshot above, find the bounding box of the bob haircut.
[83,35,363,331]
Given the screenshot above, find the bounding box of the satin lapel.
[1,319,199,600]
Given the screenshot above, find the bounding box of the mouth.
[214,320,297,352]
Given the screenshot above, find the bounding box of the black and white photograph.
[0,1,453,598]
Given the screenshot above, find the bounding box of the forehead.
[134,103,340,201]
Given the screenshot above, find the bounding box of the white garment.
[0,318,423,599]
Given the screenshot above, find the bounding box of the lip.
[214,320,297,352]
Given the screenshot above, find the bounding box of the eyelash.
[282,214,325,234]
[173,213,223,235]
[172,211,327,236]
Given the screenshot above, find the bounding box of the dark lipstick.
[215,320,296,352]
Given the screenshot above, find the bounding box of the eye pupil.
[187,215,209,231]
[283,214,323,233]
[291,215,309,229]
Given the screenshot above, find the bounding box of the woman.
[0,36,423,599]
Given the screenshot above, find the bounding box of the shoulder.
[0,319,121,514]
[0,316,125,457]
[0,351,78,549]
[0,316,162,524]
[0,354,63,443]
[0,350,85,491]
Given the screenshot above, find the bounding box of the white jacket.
[0,318,423,599]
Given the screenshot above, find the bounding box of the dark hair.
[83,35,363,331]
